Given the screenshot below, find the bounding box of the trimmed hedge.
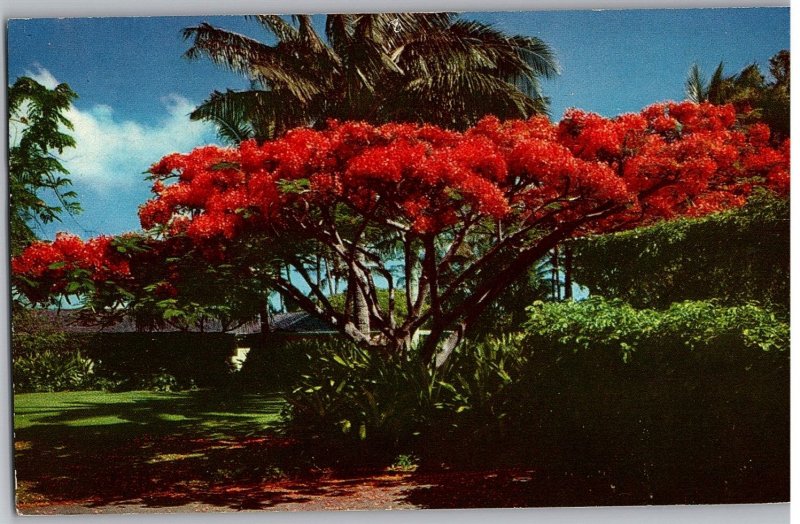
[513,298,789,503]
[571,193,789,312]
[12,325,237,391]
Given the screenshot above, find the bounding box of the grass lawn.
[14,389,285,438]
[14,389,291,510]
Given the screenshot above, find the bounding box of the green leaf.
[163,309,184,320]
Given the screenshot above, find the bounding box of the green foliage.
[467,263,553,336]
[9,76,80,254]
[283,339,452,461]
[516,298,789,500]
[88,333,236,389]
[281,296,788,497]
[237,336,334,391]
[184,14,559,143]
[132,370,181,392]
[12,310,236,392]
[94,236,269,333]
[389,453,419,472]
[571,193,789,312]
[12,310,84,360]
[325,289,409,320]
[13,350,97,393]
[434,333,528,444]
[524,297,788,361]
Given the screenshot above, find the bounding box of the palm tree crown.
[183,13,559,143]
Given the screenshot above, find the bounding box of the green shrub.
[282,339,453,463]
[12,310,234,392]
[237,336,330,391]
[13,350,97,392]
[435,333,528,445]
[132,369,181,392]
[516,297,789,502]
[522,297,789,362]
[281,297,788,502]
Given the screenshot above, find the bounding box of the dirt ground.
[18,468,563,514]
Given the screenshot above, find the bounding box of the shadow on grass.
[13,389,327,511]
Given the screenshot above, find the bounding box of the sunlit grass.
[14,390,285,439]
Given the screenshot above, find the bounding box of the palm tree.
[182,14,559,340]
[685,62,728,104]
[183,13,559,142]
[685,51,790,140]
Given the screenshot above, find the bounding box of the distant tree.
[685,50,790,140]
[9,77,80,255]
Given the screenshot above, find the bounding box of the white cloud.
[23,63,60,89]
[63,94,217,191]
[14,66,217,192]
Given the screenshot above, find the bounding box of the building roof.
[25,309,334,335]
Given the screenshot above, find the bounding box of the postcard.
[8,8,789,515]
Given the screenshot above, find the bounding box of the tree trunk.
[550,247,562,300]
[406,246,421,348]
[353,252,371,335]
[564,245,573,300]
[259,299,271,346]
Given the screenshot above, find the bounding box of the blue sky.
[8,8,789,239]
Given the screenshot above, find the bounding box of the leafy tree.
[182,13,560,333]
[12,102,789,367]
[9,77,80,254]
[571,192,788,313]
[183,13,559,142]
[685,50,790,140]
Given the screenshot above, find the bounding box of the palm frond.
[248,15,299,42]
[183,23,323,104]
[390,71,541,128]
[707,61,727,104]
[685,63,708,103]
[191,89,310,143]
[191,91,256,145]
[391,19,557,109]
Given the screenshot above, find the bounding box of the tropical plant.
[9,76,80,255]
[13,350,97,393]
[282,339,450,462]
[183,13,559,142]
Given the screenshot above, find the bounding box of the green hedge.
[571,193,789,312]
[237,334,340,391]
[513,298,789,503]
[12,318,237,391]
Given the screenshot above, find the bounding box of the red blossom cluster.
[135,101,788,243]
[11,233,131,303]
[12,102,789,303]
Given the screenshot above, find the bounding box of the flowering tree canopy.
[12,102,789,365]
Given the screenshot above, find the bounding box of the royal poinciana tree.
[12,102,789,366]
